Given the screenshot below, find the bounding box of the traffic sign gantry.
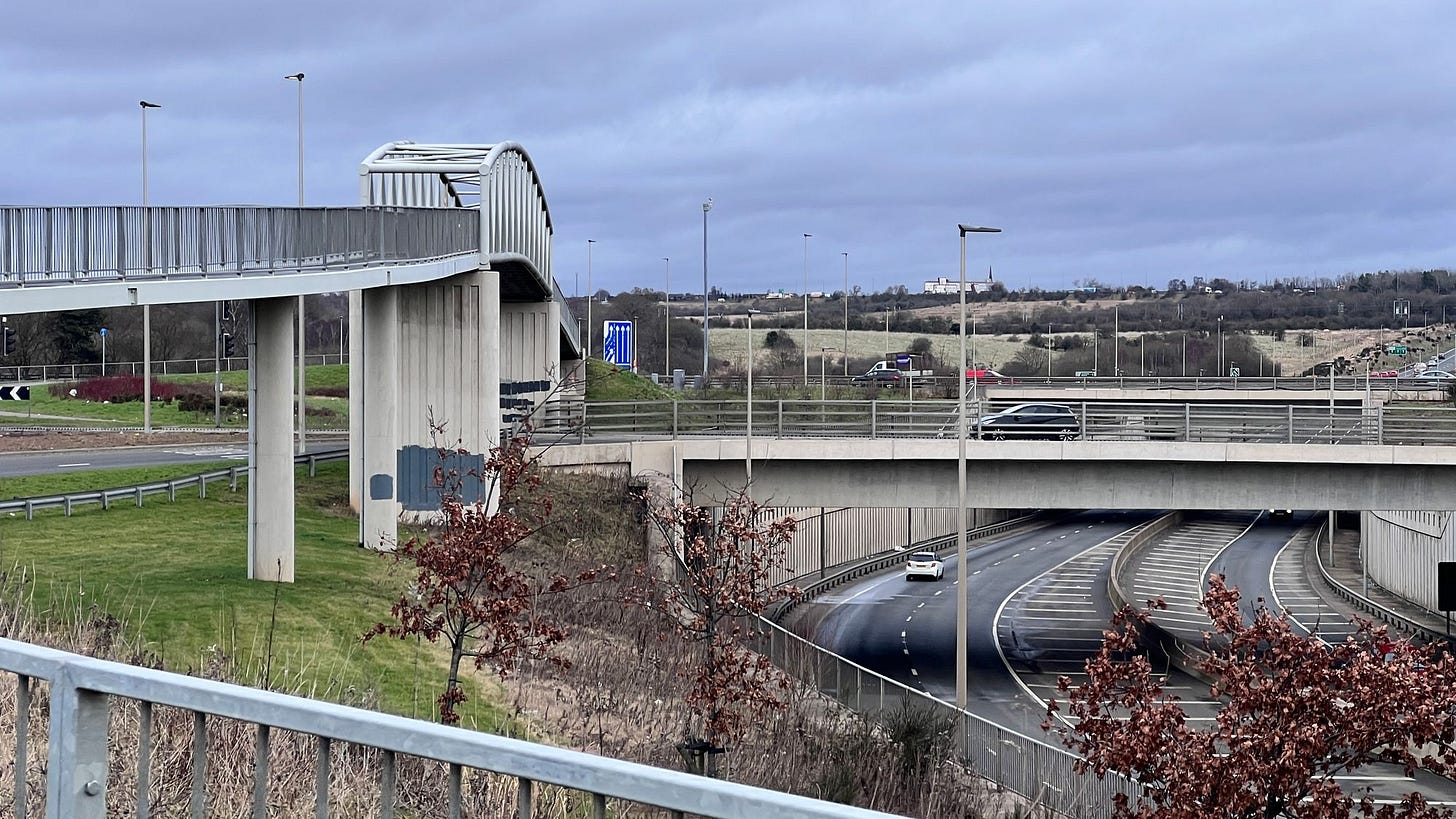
[0,385,30,400]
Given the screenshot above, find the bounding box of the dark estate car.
[976,403,1081,440]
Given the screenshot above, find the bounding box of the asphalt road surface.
[0,443,346,479]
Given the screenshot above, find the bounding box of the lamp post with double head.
[286,72,307,454]
[140,100,161,434]
[956,224,1001,713]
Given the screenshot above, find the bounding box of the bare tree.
[1045,574,1456,818]
[630,485,801,775]
[365,420,613,724]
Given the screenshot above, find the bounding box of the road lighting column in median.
[957,223,1001,714]
[746,308,761,491]
[702,199,712,381]
[802,233,812,386]
[841,251,849,376]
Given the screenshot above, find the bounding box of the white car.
[905,551,944,581]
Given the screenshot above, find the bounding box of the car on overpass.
[976,403,1081,440]
[904,551,944,581]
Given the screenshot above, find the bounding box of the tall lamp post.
[586,239,596,358]
[140,100,161,434]
[662,257,671,376]
[956,223,1001,713]
[841,251,850,376]
[746,308,761,490]
[286,72,306,454]
[702,199,712,380]
[802,233,812,385]
[1217,315,1225,376]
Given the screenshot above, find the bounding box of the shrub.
[49,375,179,404]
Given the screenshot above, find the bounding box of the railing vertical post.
[1377,405,1384,445]
[47,675,109,819]
[1288,405,1294,444]
[380,749,396,819]
[778,399,784,438]
[252,724,270,819]
[672,400,679,440]
[517,778,533,819]
[870,400,878,438]
[15,674,29,819]
[447,763,463,819]
[1183,403,1190,442]
[819,507,827,578]
[190,713,207,819]
[315,736,331,819]
[137,700,153,818]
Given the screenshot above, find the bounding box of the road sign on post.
[1230,366,1240,377]
[603,320,634,370]
[894,353,911,367]
[0,385,30,400]
[1388,345,1408,355]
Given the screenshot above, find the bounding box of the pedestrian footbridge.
[0,141,579,579]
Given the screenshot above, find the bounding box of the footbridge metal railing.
[0,206,478,286]
[0,637,901,819]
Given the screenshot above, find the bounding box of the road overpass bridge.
[538,436,1456,512]
[0,140,580,579]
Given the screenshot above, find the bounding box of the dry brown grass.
[0,474,1016,818]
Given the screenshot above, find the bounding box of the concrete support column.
[546,298,562,390]
[248,297,296,582]
[362,286,400,549]
[481,270,501,452]
[348,290,362,512]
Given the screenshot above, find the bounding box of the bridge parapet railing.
[568,398,1456,447]
[0,205,478,285]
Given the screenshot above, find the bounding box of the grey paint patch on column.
[397,444,485,511]
[369,474,394,500]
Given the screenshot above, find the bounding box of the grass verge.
[0,462,236,499]
[0,461,502,726]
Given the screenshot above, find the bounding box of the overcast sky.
[5,2,1456,296]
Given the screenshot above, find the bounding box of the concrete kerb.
[1103,511,1221,683]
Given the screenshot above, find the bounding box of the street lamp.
[1113,304,1120,377]
[802,233,812,386]
[140,100,161,434]
[956,223,1001,713]
[1217,315,1225,376]
[841,252,850,376]
[820,347,836,402]
[286,72,307,454]
[663,257,671,376]
[702,199,712,380]
[746,308,762,491]
[586,240,596,358]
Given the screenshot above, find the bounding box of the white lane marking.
[910,668,918,677]
[900,631,906,638]
[903,648,910,655]
[57,462,91,468]
[906,616,913,622]
[916,603,926,609]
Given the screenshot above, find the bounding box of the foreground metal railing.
[0,205,478,285]
[0,638,899,819]
[540,398,1456,446]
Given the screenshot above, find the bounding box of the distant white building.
[923,274,995,294]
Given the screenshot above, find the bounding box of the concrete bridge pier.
[247,297,297,582]
[501,299,559,427]
[360,286,401,550]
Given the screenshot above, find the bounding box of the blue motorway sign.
[603,320,634,369]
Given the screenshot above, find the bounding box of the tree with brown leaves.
[1045,574,1456,818]
[365,424,612,724]
[632,486,802,775]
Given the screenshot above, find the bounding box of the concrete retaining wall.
[1361,510,1456,613]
